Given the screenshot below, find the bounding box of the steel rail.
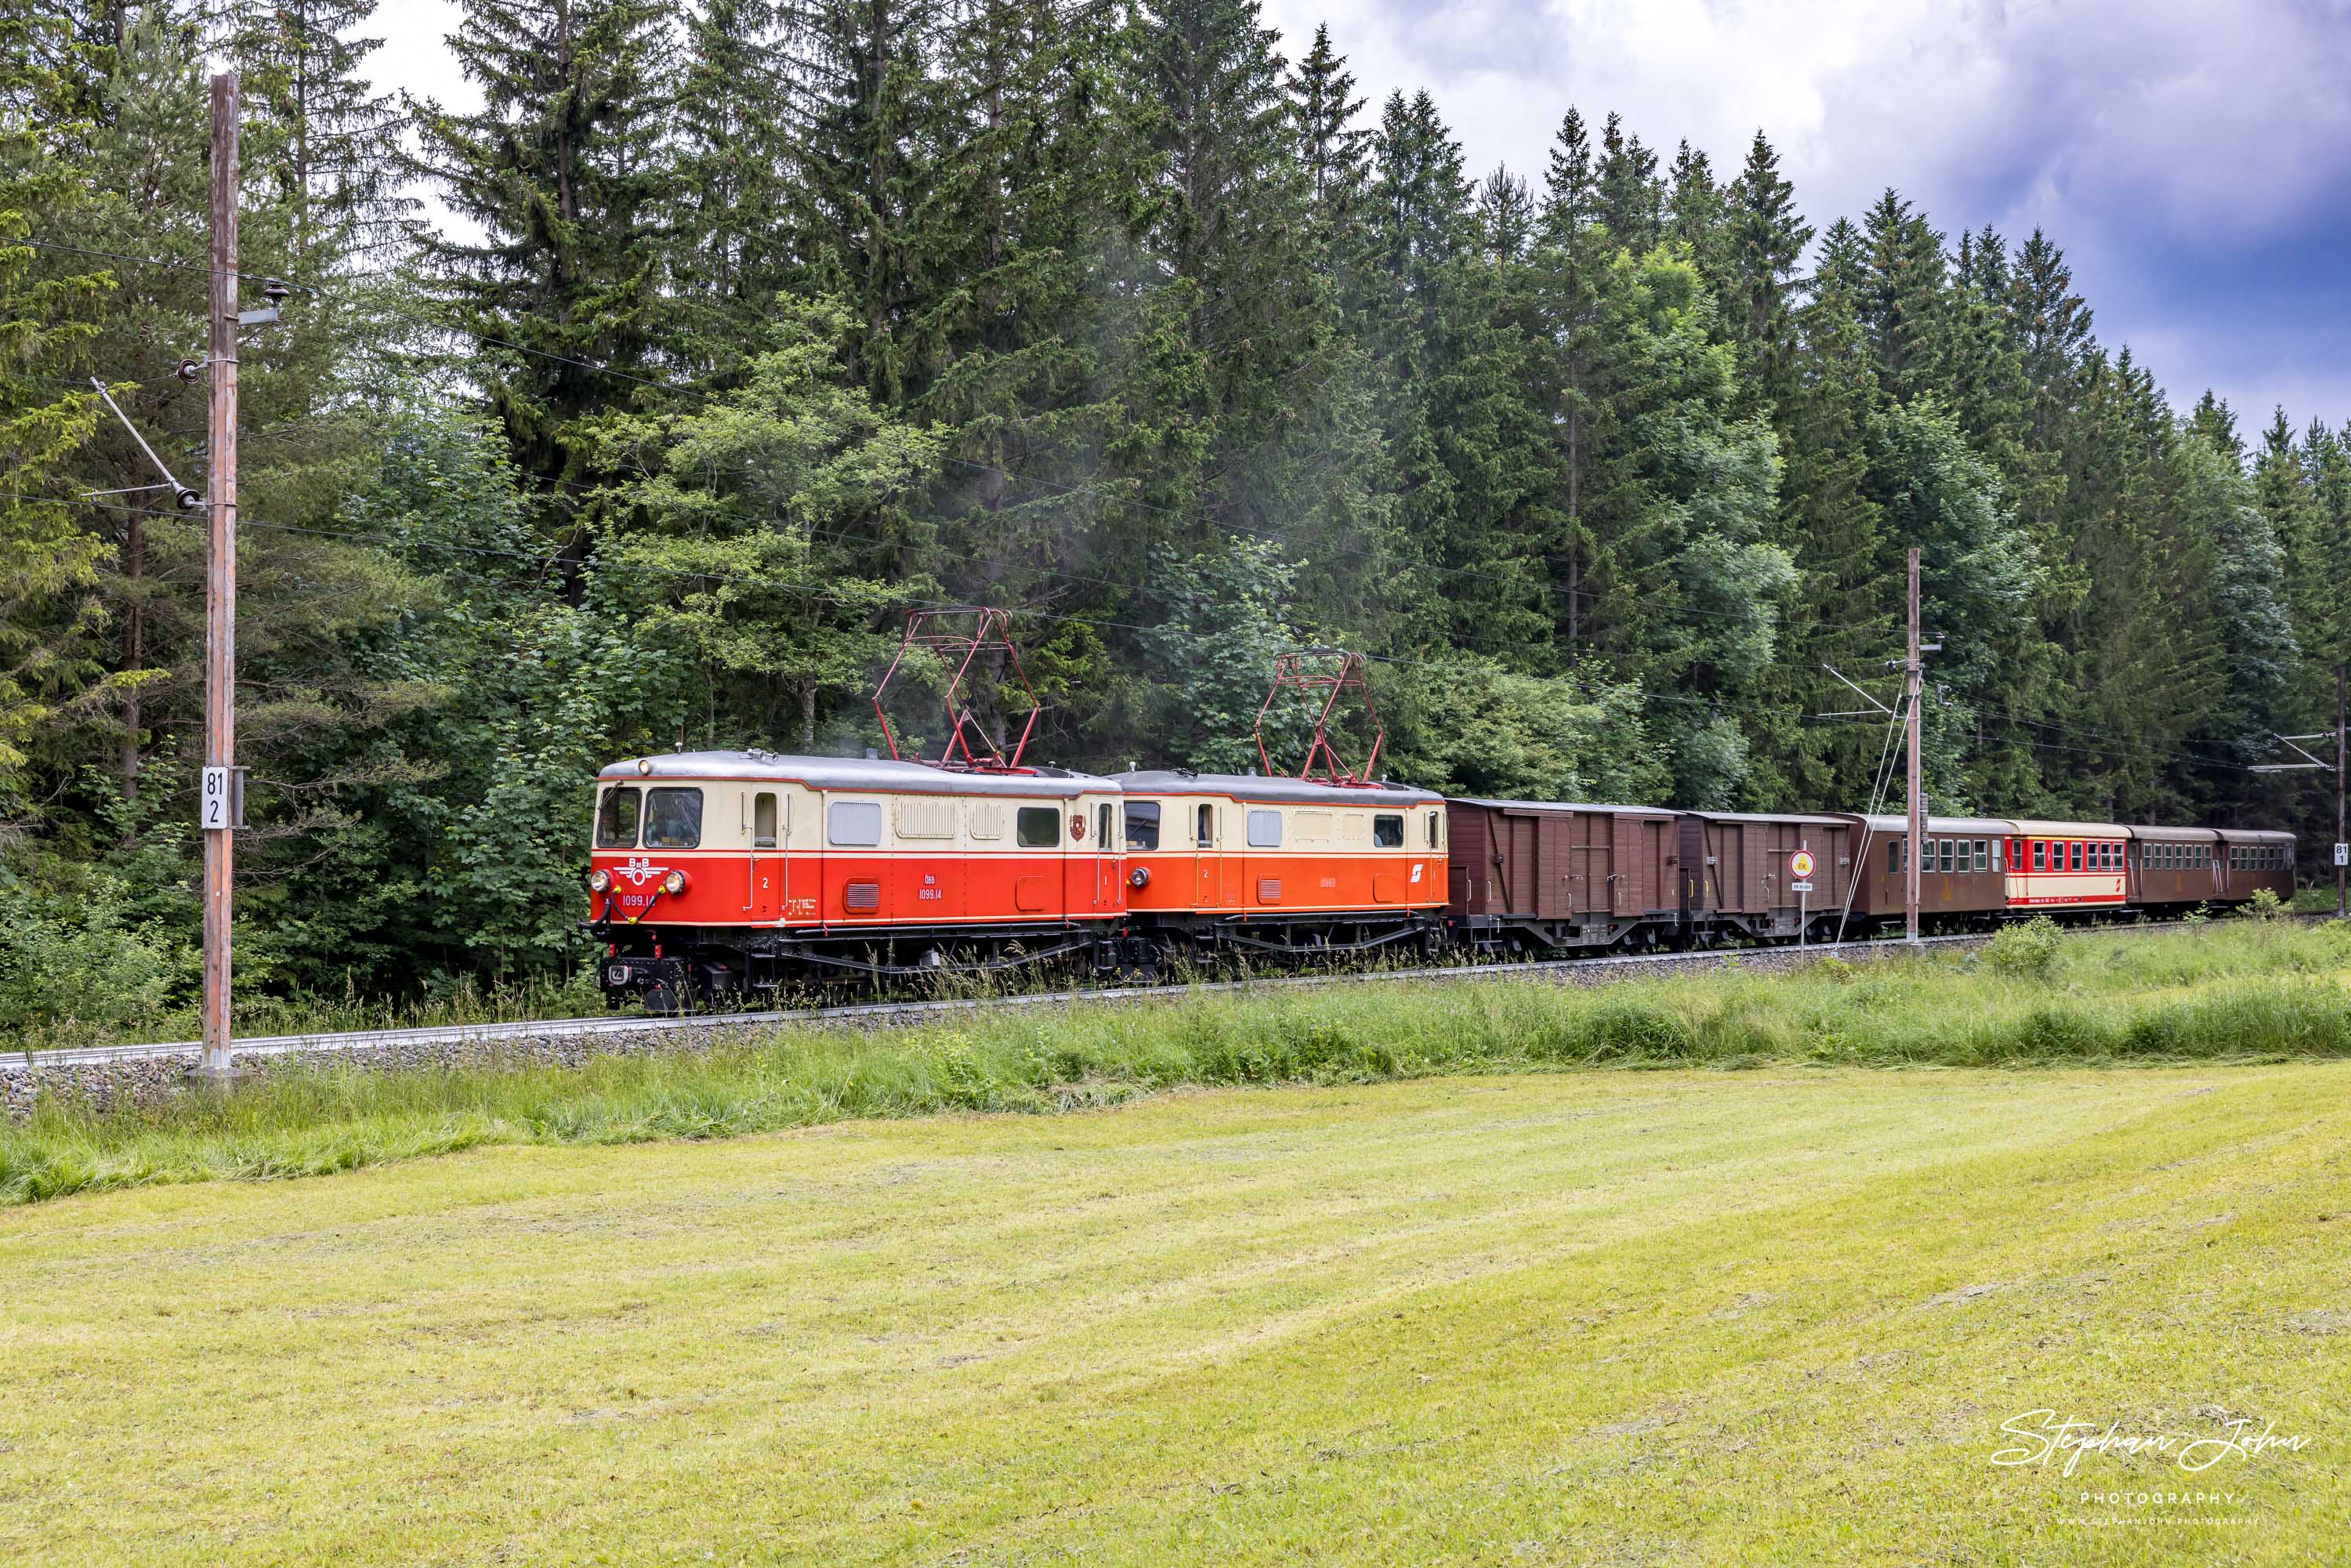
[7,918,2269,1075]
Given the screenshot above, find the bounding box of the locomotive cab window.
[752,791,779,849]
[1248,809,1283,848]
[596,785,641,849]
[1098,803,1114,849]
[1016,806,1060,848]
[1127,800,1161,851]
[1426,811,1441,849]
[643,788,703,850]
[827,800,883,847]
[1373,813,1404,848]
[1197,804,1215,848]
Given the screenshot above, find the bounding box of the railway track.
[10,918,2280,1077]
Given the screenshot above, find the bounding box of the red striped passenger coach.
[587,751,1125,1010]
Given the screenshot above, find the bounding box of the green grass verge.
[2,1066,2343,1564]
[7,921,2351,1208]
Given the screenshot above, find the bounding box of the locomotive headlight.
[587,868,611,893]
[661,869,688,895]
[1128,867,1150,889]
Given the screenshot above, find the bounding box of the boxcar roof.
[598,751,1110,797]
[1851,814,2018,835]
[1449,798,1672,817]
[1684,809,1851,826]
[1115,770,1442,806]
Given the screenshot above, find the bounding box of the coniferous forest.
[5,0,2349,1025]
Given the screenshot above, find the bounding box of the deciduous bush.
[1984,916,2064,980]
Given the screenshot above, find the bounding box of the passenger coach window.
[643,787,704,849]
[1248,809,1283,848]
[2033,842,2046,871]
[1016,806,1060,848]
[1888,841,1901,874]
[828,800,882,847]
[1374,813,1404,848]
[596,785,640,849]
[1126,800,1161,851]
[753,791,778,849]
[1975,840,1988,872]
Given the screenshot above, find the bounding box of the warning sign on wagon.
[1789,849,1816,879]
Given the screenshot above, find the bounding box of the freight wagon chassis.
[1455,914,1674,956]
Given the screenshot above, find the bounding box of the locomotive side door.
[748,788,784,922]
[1193,800,1222,907]
[1096,800,1121,913]
[757,799,785,922]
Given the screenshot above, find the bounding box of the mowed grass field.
[3,1063,2345,1566]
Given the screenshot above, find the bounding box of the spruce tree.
[222,0,412,265]
[1858,188,1947,400]
[408,0,670,523]
[1285,21,1369,239]
[665,0,792,380]
[1663,138,1723,280]
[1720,129,1809,413]
[1594,110,1661,252]
[0,2,110,810]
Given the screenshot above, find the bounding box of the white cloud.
[1262,0,2351,419]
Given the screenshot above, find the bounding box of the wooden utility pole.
[1905,548,1923,944]
[201,71,239,1078]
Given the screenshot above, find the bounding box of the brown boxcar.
[1675,812,1856,941]
[2130,826,2221,909]
[2217,828,2297,906]
[1838,814,2018,932]
[1445,799,1679,951]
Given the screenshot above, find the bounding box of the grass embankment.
[2,1065,2344,1564]
[5,920,2349,1208]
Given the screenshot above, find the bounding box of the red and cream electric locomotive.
[586,611,1128,1011]
[1114,649,1445,960]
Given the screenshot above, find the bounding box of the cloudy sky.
[368,0,2351,431]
